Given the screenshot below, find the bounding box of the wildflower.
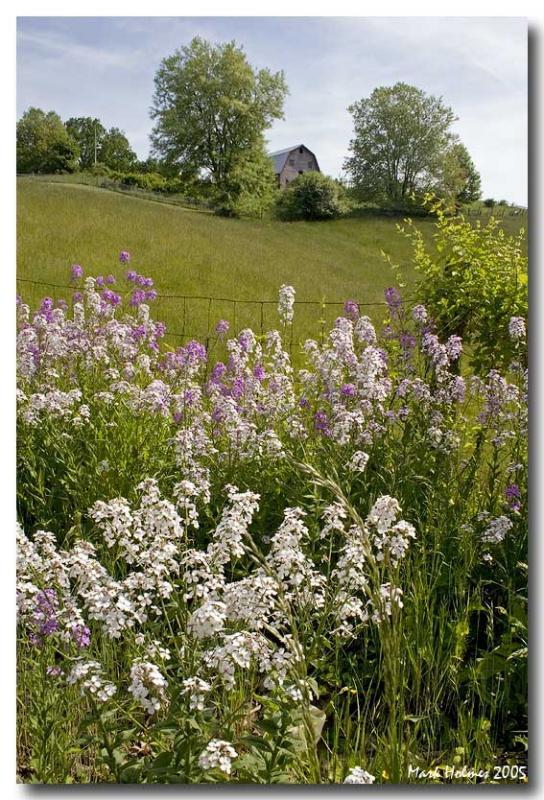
[71,624,91,649]
[314,410,331,436]
[341,383,357,397]
[105,274,116,285]
[354,315,377,345]
[509,316,526,340]
[367,495,401,534]
[67,659,117,703]
[71,264,83,281]
[384,286,402,309]
[101,289,121,306]
[344,766,375,784]
[198,739,238,775]
[505,483,521,512]
[278,284,296,325]
[215,319,230,337]
[400,332,416,351]
[128,660,168,715]
[343,299,360,319]
[181,677,211,711]
[119,250,131,263]
[126,270,137,282]
[130,289,146,307]
[253,363,266,381]
[348,450,370,473]
[481,516,513,544]
[46,666,64,679]
[412,304,428,324]
[188,600,227,640]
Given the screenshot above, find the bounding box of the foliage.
[213,140,278,217]
[437,143,482,207]
[99,127,138,172]
[344,83,460,207]
[275,172,347,221]
[16,262,528,783]
[17,108,80,174]
[65,117,106,170]
[150,37,288,190]
[398,195,527,373]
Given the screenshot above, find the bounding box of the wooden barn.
[269,144,320,188]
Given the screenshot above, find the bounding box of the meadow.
[16,178,528,784]
[17,177,440,346]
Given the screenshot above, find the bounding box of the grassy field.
[16,176,525,347]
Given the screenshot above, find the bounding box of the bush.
[119,172,168,192]
[275,172,346,221]
[399,195,527,373]
[484,198,496,208]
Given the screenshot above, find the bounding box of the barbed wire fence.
[17,277,416,355]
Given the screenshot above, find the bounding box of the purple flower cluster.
[384,287,402,310]
[119,250,131,264]
[505,483,521,512]
[71,264,84,281]
[343,300,360,319]
[215,320,230,337]
[29,588,59,645]
[127,271,154,288]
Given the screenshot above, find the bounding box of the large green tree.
[17,108,79,174]
[150,37,288,189]
[447,142,481,205]
[99,127,138,171]
[65,117,106,170]
[344,83,458,206]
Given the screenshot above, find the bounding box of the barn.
[269,145,320,188]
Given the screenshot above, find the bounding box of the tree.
[344,83,457,206]
[17,108,79,174]
[214,139,278,218]
[65,117,106,170]
[437,142,481,206]
[275,172,346,221]
[150,37,288,191]
[99,128,137,171]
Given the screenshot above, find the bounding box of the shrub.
[398,195,527,373]
[275,172,346,221]
[119,172,168,192]
[484,198,496,208]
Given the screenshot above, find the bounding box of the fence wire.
[16,277,416,349]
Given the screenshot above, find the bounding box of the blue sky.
[17,16,528,204]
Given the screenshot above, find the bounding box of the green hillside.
[16,177,523,346]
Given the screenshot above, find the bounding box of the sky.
[16,16,528,205]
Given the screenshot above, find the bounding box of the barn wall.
[279,146,319,187]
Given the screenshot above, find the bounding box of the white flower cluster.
[278,284,296,325]
[67,659,117,703]
[508,316,526,340]
[481,516,513,544]
[343,766,376,784]
[348,450,370,473]
[181,676,211,711]
[128,659,168,715]
[198,739,238,775]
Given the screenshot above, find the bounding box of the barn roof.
[268,144,319,174]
